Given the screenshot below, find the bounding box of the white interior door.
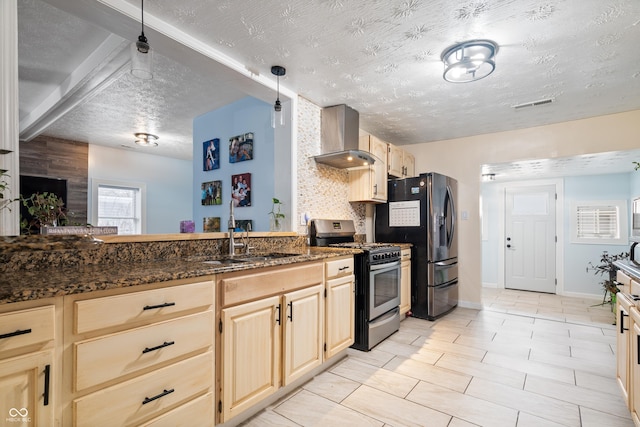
[505,185,556,293]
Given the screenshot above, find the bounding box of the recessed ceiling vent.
[512,98,554,110]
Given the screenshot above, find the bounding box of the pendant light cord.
[141,0,145,37]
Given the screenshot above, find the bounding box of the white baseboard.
[482,282,498,288]
[559,290,604,300]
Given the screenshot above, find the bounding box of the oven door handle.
[370,260,401,271]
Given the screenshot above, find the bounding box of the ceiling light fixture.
[441,39,498,83]
[131,0,153,80]
[271,65,286,128]
[134,132,158,147]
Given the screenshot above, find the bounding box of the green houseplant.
[0,169,10,212]
[586,250,629,308]
[20,192,67,234]
[268,197,285,231]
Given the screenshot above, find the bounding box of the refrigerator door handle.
[446,184,456,249]
[435,259,458,267]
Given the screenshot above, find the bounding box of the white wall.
[405,109,640,308]
[88,144,192,234]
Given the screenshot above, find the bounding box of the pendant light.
[131,0,153,80]
[271,66,286,128]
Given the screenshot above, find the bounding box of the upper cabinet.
[349,135,388,203]
[388,143,415,178]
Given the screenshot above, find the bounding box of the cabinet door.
[617,298,630,407]
[387,144,404,178]
[631,319,640,425]
[325,275,355,358]
[403,152,415,177]
[221,296,280,422]
[0,350,54,426]
[283,285,324,385]
[370,136,388,201]
[400,258,412,316]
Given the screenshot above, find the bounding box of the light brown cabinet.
[218,262,324,423]
[324,256,355,358]
[630,307,640,425]
[0,304,57,426]
[388,143,415,178]
[617,292,633,408]
[400,248,412,317]
[63,279,215,427]
[349,135,388,202]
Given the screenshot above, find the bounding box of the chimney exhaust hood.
[313,104,377,169]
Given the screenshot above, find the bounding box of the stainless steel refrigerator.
[375,172,458,320]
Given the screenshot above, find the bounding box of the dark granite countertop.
[0,247,360,305]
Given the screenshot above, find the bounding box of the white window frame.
[91,179,146,235]
[570,199,628,245]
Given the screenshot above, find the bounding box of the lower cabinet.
[630,307,640,425]
[325,256,355,359]
[400,248,412,317]
[63,278,215,427]
[0,350,54,426]
[0,302,58,426]
[617,293,632,408]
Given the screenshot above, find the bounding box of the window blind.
[575,205,618,239]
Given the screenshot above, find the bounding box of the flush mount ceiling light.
[271,65,286,128]
[130,0,153,80]
[441,39,498,83]
[134,132,158,147]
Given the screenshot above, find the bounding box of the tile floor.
[241,288,632,427]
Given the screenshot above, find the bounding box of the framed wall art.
[229,132,254,163]
[203,217,221,232]
[234,219,252,232]
[201,180,222,205]
[203,138,220,171]
[231,173,251,207]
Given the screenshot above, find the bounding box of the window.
[92,180,145,235]
[571,200,628,245]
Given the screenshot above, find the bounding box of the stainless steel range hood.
[314,104,377,169]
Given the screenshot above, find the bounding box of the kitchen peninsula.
[0,233,359,426]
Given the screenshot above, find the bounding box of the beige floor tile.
[273,389,384,427]
[529,349,617,378]
[384,355,472,392]
[454,335,532,359]
[346,347,396,368]
[341,384,451,427]
[373,339,444,365]
[579,406,635,427]
[483,351,576,384]
[240,408,302,426]
[330,358,418,398]
[404,337,488,361]
[302,371,360,403]
[399,327,461,344]
[570,343,615,360]
[435,353,526,389]
[466,377,581,426]
[516,411,571,427]
[448,417,482,427]
[406,380,518,427]
[524,375,631,419]
[574,370,624,396]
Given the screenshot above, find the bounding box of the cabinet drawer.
[74,352,212,427]
[618,270,632,286]
[74,281,213,334]
[140,392,214,427]
[75,311,213,391]
[325,257,354,279]
[0,306,54,353]
[401,248,411,261]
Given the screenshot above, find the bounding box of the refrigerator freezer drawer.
[428,281,458,320]
[428,259,458,287]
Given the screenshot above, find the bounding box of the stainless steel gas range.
[310,219,401,351]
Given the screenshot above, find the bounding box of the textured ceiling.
[17,0,640,173]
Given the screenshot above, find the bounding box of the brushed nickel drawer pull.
[0,328,32,339]
[142,341,175,354]
[142,302,176,311]
[142,388,174,405]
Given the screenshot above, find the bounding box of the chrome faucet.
[228,200,245,256]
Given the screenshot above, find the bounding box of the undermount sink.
[202,253,297,265]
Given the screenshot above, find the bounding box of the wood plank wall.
[19,135,88,225]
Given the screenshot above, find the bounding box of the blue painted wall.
[192,96,275,232]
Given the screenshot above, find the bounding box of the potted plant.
[268,197,285,231]
[20,192,67,234]
[0,169,16,212]
[586,250,629,309]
